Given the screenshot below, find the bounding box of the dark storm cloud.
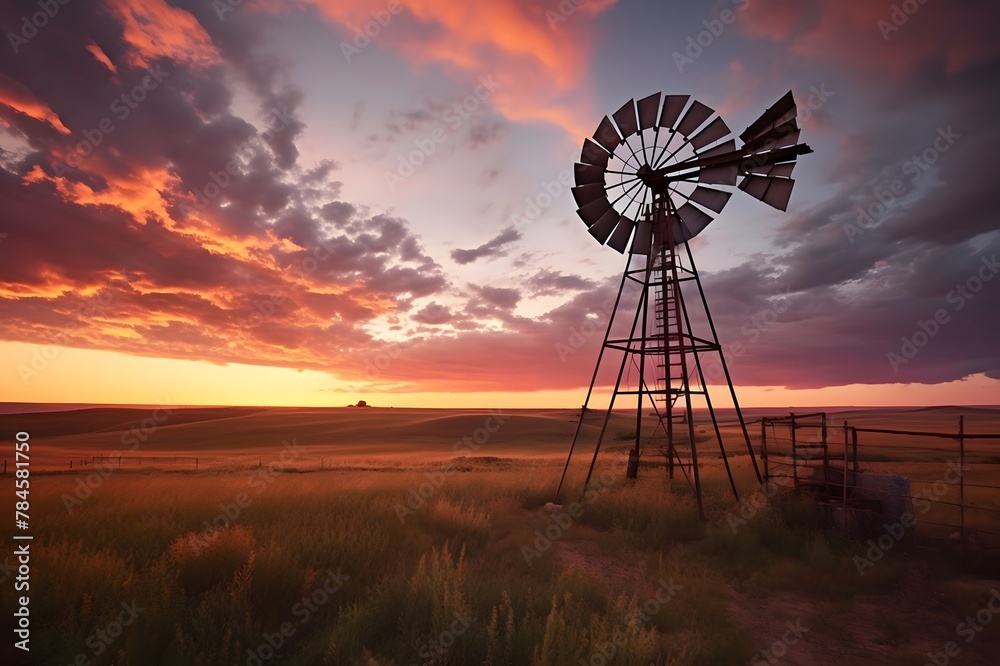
[689,0,1000,389]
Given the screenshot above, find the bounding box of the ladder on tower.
[653,261,693,476]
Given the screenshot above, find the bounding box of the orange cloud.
[102,0,220,69]
[0,73,70,134]
[85,40,119,75]
[284,0,616,138]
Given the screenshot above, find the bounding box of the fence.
[2,455,343,474]
[760,413,1000,550]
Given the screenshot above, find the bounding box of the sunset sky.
[0,0,998,409]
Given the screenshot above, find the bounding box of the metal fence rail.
[760,413,1000,551]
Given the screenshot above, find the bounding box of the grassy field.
[2,406,1000,665]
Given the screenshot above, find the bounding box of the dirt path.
[551,529,1000,664]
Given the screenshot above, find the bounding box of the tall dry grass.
[5,457,992,665]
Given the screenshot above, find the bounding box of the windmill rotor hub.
[572,91,812,253]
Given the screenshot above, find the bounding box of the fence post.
[851,427,859,473]
[761,420,768,482]
[843,420,849,505]
[959,415,966,555]
[821,412,828,470]
[790,413,798,490]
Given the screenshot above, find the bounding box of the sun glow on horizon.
[2,341,997,411]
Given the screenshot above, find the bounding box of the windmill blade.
[612,99,639,138]
[659,95,689,130]
[743,162,795,178]
[572,183,606,208]
[637,93,661,130]
[588,208,622,244]
[606,216,635,253]
[574,162,606,186]
[592,116,622,152]
[659,139,735,174]
[738,144,813,173]
[675,101,714,138]
[698,165,738,186]
[580,138,610,168]
[695,138,736,159]
[742,119,800,153]
[738,175,795,211]
[578,197,613,227]
[687,186,731,213]
[741,91,797,144]
[689,116,731,151]
[630,220,653,255]
[676,202,714,240]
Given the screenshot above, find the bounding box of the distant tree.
[356,400,369,408]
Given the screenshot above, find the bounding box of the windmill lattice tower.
[556,91,813,518]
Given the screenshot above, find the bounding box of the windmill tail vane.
[556,91,812,519]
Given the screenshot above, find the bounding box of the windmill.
[555,91,812,518]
